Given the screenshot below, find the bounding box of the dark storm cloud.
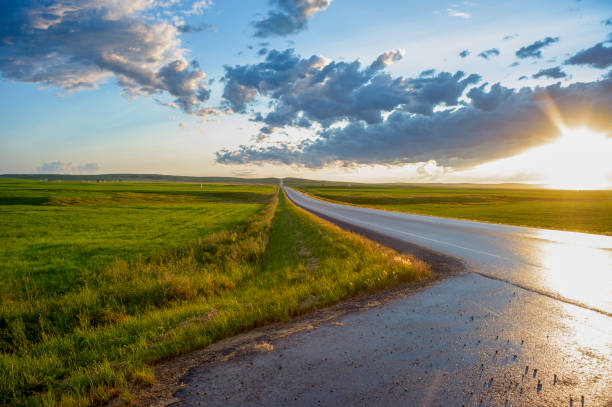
[217,76,612,169]
[532,66,567,79]
[478,49,500,59]
[565,42,612,69]
[515,36,560,59]
[459,50,470,58]
[221,48,480,134]
[0,0,213,116]
[253,0,332,37]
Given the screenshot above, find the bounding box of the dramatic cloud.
[466,83,514,111]
[0,0,212,116]
[478,49,500,59]
[515,36,559,59]
[37,161,101,174]
[565,42,612,69]
[217,76,612,170]
[221,48,480,135]
[532,66,567,79]
[459,50,470,58]
[253,0,332,37]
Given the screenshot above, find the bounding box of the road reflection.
[533,229,612,314]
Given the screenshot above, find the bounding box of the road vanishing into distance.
[170,187,612,406]
[285,187,612,317]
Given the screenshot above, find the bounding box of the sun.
[531,127,612,189]
[469,126,612,190]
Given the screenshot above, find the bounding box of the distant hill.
[0,174,280,185]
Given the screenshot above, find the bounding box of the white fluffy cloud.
[0,0,212,116]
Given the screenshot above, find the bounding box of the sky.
[0,0,611,187]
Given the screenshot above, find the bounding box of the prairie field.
[286,180,612,235]
[0,180,274,302]
[0,180,428,406]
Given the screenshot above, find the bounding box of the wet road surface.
[284,187,612,317]
[169,188,611,406]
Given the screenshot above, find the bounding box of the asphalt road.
[284,187,612,317]
[170,187,612,406]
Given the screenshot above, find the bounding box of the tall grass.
[1,186,430,406]
[0,193,279,406]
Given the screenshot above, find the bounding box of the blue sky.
[0,0,611,184]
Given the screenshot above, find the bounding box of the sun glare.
[535,127,612,189]
[471,127,612,189]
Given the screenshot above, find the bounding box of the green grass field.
[0,180,428,406]
[0,180,274,303]
[286,180,612,235]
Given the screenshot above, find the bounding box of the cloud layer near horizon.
[0,0,213,116]
[37,161,101,174]
[216,48,612,169]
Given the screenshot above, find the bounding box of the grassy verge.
[1,185,429,406]
[288,182,612,235]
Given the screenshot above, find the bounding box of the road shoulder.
[126,223,465,406]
